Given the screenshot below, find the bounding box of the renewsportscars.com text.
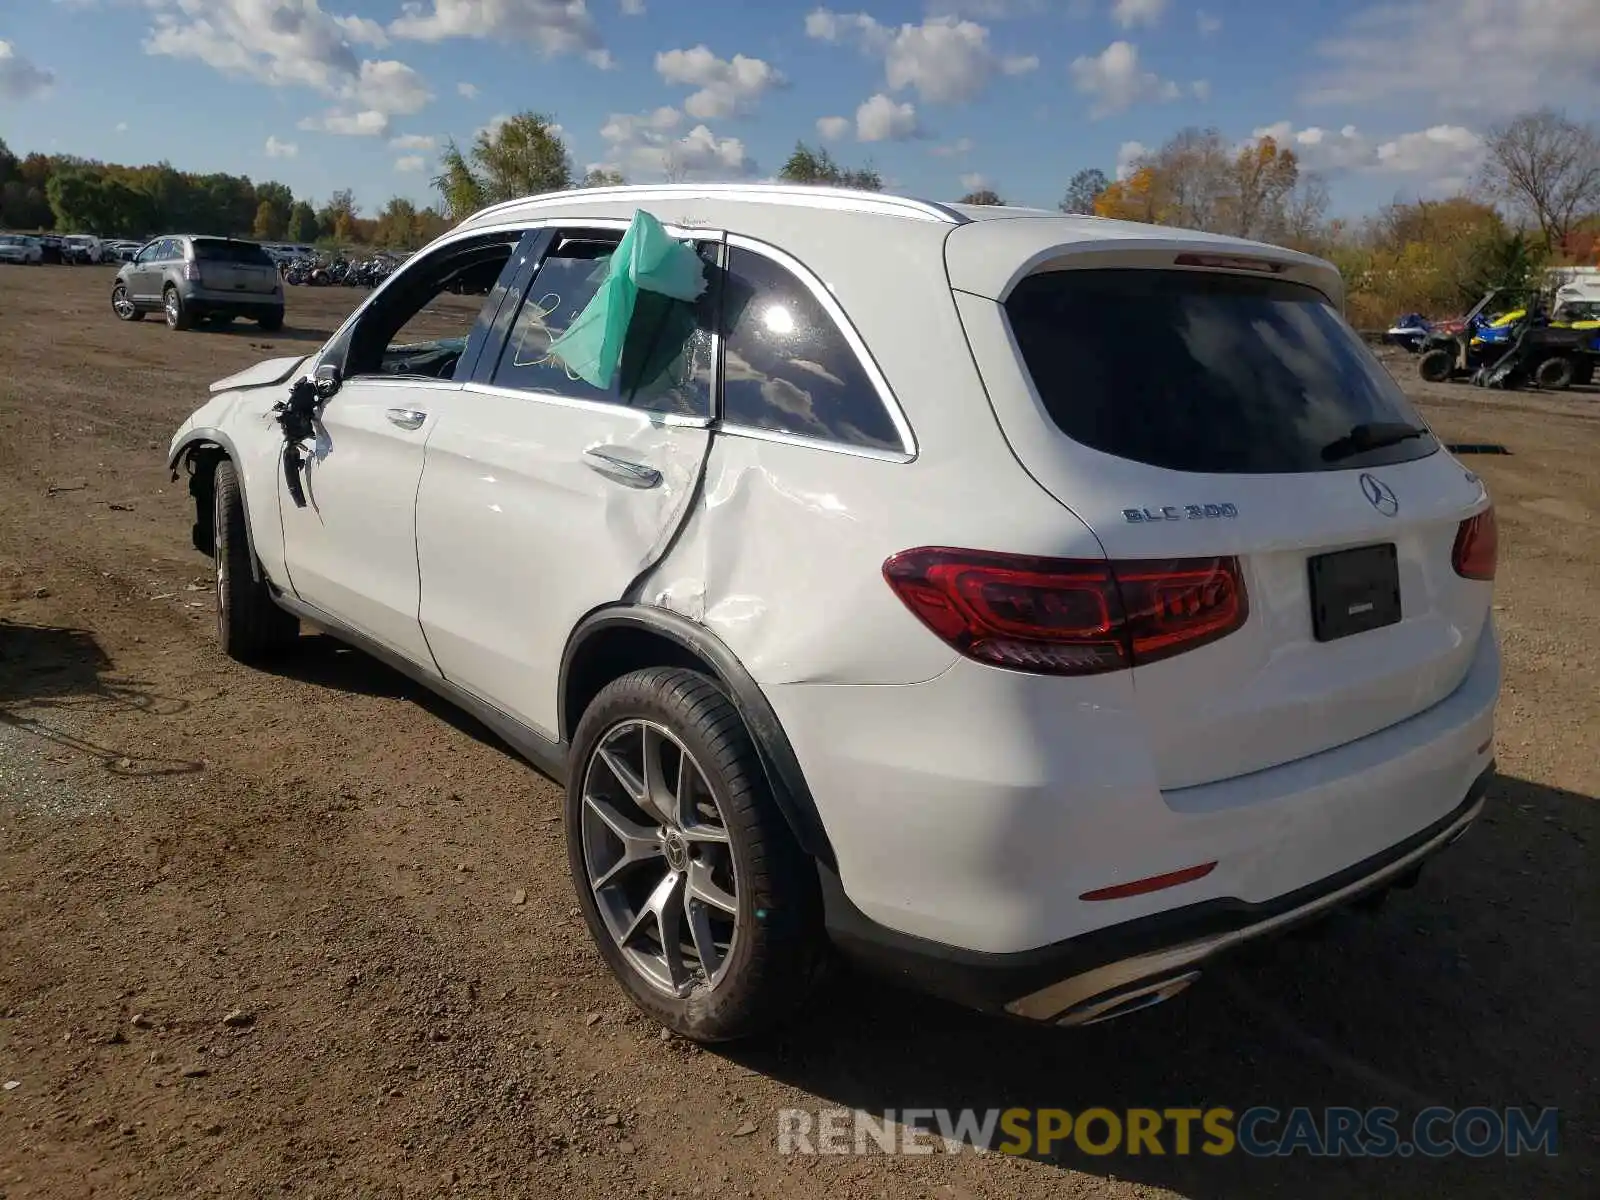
[777,1106,1560,1159]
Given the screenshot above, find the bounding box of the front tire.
[111,283,142,321]
[1418,347,1454,383]
[566,667,826,1042]
[212,459,298,663]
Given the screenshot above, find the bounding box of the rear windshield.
[192,238,273,266]
[1005,269,1438,474]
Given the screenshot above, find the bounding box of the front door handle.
[582,448,662,489]
[385,407,427,431]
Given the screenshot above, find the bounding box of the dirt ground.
[0,265,1595,1200]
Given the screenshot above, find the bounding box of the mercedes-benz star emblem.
[1359,472,1399,517]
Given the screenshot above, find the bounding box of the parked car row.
[0,232,144,264]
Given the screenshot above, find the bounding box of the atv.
[1415,288,1540,384]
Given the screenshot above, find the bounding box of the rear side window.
[491,234,717,418]
[191,238,274,267]
[720,247,902,453]
[1005,270,1439,473]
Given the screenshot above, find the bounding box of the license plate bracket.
[1308,543,1401,642]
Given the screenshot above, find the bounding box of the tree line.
[0,136,451,250]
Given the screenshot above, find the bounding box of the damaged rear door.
[414,224,722,740]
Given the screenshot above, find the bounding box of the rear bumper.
[185,288,282,316]
[822,764,1492,1025]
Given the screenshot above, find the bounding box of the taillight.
[881,548,1248,676]
[184,260,201,282]
[1452,506,1497,581]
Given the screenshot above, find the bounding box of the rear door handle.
[386,407,427,431]
[582,448,662,489]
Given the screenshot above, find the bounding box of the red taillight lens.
[882,548,1248,676]
[184,261,201,282]
[1452,506,1497,581]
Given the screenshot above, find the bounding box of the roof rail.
[462,183,969,227]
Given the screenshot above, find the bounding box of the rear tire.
[163,285,192,331]
[212,459,298,663]
[566,667,827,1043]
[258,309,285,332]
[1533,356,1575,390]
[1418,348,1454,383]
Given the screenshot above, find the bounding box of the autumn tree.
[1060,167,1107,214]
[286,200,319,243]
[1476,109,1600,252]
[433,112,573,218]
[317,188,359,242]
[777,142,882,190]
[959,188,1004,205]
[581,166,626,188]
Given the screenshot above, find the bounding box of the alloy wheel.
[112,286,135,319]
[579,719,740,997]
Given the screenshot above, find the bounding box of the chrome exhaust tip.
[1057,971,1201,1028]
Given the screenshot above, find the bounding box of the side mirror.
[313,362,343,399]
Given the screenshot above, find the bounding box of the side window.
[489,232,717,418]
[720,246,902,452]
[149,239,175,262]
[342,233,521,381]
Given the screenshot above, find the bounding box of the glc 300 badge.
[1123,503,1239,523]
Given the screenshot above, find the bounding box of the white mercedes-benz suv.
[168,184,1499,1039]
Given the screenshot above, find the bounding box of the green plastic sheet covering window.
[545,209,707,389]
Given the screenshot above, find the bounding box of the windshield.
[192,238,274,266]
[1005,268,1439,475]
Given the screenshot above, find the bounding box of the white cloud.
[335,14,389,46]
[395,154,426,171]
[599,107,754,179]
[115,121,129,133]
[0,41,55,100]
[816,115,851,140]
[855,92,921,142]
[1197,9,1221,35]
[1115,139,1148,179]
[1070,41,1181,117]
[805,9,1037,104]
[1375,124,1485,178]
[390,0,606,62]
[1191,79,1211,101]
[1251,121,1372,170]
[265,135,299,158]
[959,171,988,191]
[457,80,479,98]
[142,1,433,137]
[1245,119,1484,190]
[1307,0,1600,112]
[620,0,646,12]
[1111,0,1166,29]
[390,132,437,150]
[299,109,390,136]
[930,135,974,156]
[655,45,786,119]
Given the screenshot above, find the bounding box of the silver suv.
[112,235,284,331]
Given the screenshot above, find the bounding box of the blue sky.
[3,0,1597,219]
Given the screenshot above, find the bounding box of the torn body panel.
[637,427,1107,688]
[207,354,308,394]
[414,386,712,739]
[167,385,295,589]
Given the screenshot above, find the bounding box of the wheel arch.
[560,605,837,869]
[169,428,264,582]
